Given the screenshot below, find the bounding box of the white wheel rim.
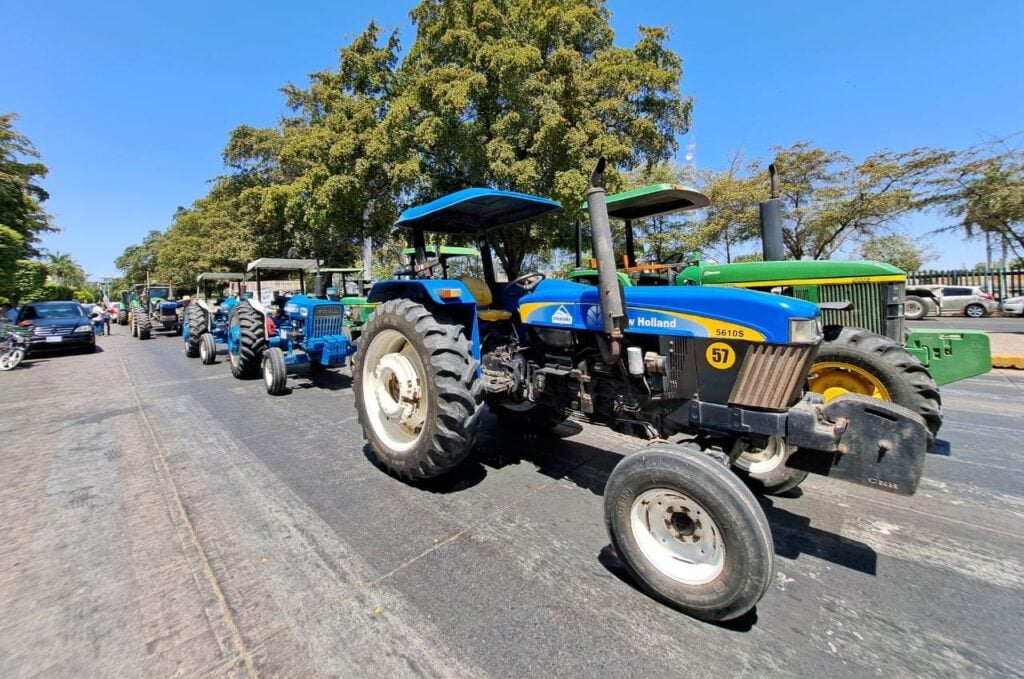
[967,306,982,317]
[630,488,725,585]
[732,436,787,474]
[362,329,428,452]
[905,300,922,316]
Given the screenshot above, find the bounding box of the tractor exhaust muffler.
[585,158,628,365]
[760,163,785,262]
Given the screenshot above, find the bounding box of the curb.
[992,355,1024,370]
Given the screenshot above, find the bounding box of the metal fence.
[905,269,1024,301]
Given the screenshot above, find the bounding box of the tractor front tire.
[229,302,266,379]
[354,299,483,480]
[903,295,927,321]
[184,306,208,358]
[199,332,217,365]
[131,313,138,337]
[117,309,128,325]
[604,445,774,622]
[808,326,942,442]
[262,347,288,395]
[137,314,152,340]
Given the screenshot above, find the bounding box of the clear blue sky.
[2,0,1022,279]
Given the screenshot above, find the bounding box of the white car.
[1001,296,1024,316]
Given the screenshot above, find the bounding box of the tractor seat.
[459,277,513,322]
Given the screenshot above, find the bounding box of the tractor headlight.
[789,317,822,344]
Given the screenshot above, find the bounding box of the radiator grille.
[34,326,74,336]
[729,344,814,410]
[310,305,344,337]
[817,282,904,339]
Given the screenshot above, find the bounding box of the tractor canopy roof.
[246,258,321,272]
[593,183,711,220]
[319,267,364,275]
[680,259,906,286]
[196,272,247,282]
[400,245,480,258]
[396,188,561,235]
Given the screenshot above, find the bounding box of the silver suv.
[940,286,998,318]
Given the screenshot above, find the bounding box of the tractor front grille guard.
[729,344,816,411]
[310,306,344,337]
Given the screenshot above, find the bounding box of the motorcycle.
[0,326,29,371]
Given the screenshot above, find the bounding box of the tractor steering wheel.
[507,272,546,294]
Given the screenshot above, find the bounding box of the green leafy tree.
[860,234,933,272]
[114,230,165,284]
[9,259,48,303]
[690,154,765,263]
[773,142,951,260]
[388,0,692,277]
[0,113,55,289]
[932,141,1024,259]
[45,250,87,288]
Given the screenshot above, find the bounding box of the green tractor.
[320,267,377,338]
[117,290,131,325]
[129,281,182,340]
[570,179,991,446]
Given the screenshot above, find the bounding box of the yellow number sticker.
[705,342,736,370]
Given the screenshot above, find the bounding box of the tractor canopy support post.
[575,220,583,268]
[624,218,635,268]
[479,234,496,285]
[586,159,627,364]
[760,163,785,262]
[412,227,427,268]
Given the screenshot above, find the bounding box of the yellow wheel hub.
[807,361,892,402]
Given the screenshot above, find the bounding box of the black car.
[15,301,97,354]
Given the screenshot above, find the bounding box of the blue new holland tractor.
[183,272,247,364]
[227,258,355,394]
[352,160,930,622]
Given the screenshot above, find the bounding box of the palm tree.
[46,251,82,287]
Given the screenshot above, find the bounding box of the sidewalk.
[989,333,1024,369]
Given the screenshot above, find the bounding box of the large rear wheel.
[604,445,774,622]
[184,305,208,358]
[807,326,942,442]
[228,302,265,379]
[353,299,483,480]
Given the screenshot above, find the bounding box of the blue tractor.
[183,272,247,364]
[227,258,355,394]
[352,160,931,622]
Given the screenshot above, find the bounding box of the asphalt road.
[2,329,1023,678]
[908,315,1024,334]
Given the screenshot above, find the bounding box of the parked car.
[1001,295,1024,316]
[15,301,97,354]
[938,286,998,318]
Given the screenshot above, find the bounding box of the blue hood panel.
[519,279,818,344]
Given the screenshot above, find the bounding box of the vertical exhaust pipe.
[760,163,785,262]
[585,158,627,364]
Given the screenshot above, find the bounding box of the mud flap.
[786,393,928,495]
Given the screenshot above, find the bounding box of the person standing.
[91,301,106,336]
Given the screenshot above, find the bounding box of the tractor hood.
[677,260,906,287]
[520,279,819,344]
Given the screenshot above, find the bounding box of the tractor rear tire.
[137,314,152,340]
[903,296,927,321]
[354,298,483,480]
[262,347,288,395]
[184,306,208,358]
[199,332,217,365]
[808,326,942,443]
[118,309,128,325]
[131,313,138,337]
[229,302,266,379]
[604,444,774,622]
